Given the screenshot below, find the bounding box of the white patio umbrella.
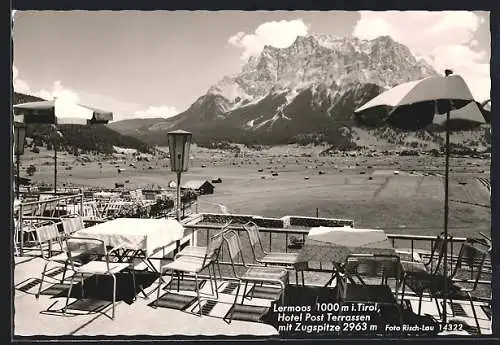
[13,98,113,125]
[354,71,489,324]
[13,98,113,193]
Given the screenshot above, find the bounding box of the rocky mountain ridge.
[109,34,486,149]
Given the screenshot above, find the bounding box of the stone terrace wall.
[285,216,354,228]
[198,213,354,229]
[200,213,284,228]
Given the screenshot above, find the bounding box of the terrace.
[12,198,492,339]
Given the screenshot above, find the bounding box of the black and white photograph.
[11,9,493,338]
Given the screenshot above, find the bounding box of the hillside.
[13,92,152,154]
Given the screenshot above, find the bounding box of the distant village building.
[181,180,214,195]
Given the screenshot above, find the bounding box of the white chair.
[60,215,85,238]
[155,231,225,316]
[64,237,135,320]
[35,222,70,298]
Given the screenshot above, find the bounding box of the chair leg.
[64,273,76,315]
[194,273,202,317]
[36,261,50,299]
[177,272,180,292]
[155,270,163,308]
[301,270,305,286]
[216,261,222,281]
[227,281,241,324]
[60,261,68,284]
[241,281,249,304]
[111,274,116,320]
[295,270,299,286]
[418,295,423,315]
[80,273,85,298]
[434,298,442,319]
[130,270,137,301]
[468,293,481,335]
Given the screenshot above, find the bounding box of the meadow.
[21,144,491,239]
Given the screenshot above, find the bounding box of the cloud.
[353,11,490,101]
[134,105,178,119]
[228,19,309,60]
[13,65,82,103]
[12,65,30,93]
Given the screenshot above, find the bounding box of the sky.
[12,11,491,122]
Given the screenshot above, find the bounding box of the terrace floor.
[13,253,492,338]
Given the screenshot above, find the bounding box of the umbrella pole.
[54,143,57,195]
[442,108,451,324]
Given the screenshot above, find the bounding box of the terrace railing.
[183,220,491,292]
[15,193,84,256]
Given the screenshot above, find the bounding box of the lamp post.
[50,126,63,195]
[167,130,192,221]
[14,122,26,199]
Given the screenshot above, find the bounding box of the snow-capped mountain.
[109,34,438,146]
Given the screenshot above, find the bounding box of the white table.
[75,217,186,257]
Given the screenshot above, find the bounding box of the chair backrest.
[223,230,246,277]
[35,222,64,259]
[425,232,452,274]
[61,216,85,236]
[345,254,402,282]
[201,221,233,267]
[66,237,107,270]
[243,221,265,261]
[450,242,488,289]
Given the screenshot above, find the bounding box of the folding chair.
[243,221,304,285]
[223,230,289,323]
[63,237,135,320]
[155,228,225,316]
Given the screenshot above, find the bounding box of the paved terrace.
[13,213,492,338]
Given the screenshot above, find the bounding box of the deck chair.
[243,221,304,286]
[63,237,135,320]
[155,229,225,316]
[35,222,70,298]
[339,254,403,329]
[223,230,289,323]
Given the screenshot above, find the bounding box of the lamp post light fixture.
[167,130,192,221]
[14,122,26,198]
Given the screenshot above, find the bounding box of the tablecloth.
[297,227,395,265]
[74,218,186,257]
